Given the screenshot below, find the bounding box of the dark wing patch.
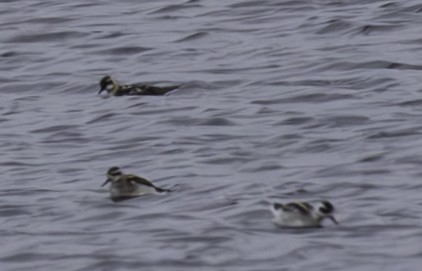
[126,175,155,187]
[147,85,179,95]
[125,174,170,192]
[115,85,135,96]
[131,85,178,96]
[115,84,179,96]
[285,202,314,215]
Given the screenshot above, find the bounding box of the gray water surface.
[1,1,422,270]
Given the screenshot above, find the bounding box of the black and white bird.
[101,167,171,201]
[270,200,338,227]
[98,75,179,96]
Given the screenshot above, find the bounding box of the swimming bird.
[101,166,170,201]
[270,200,338,228]
[98,75,179,96]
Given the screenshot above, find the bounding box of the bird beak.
[101,178,111,187]
[328,215,339,225]
[98,87,105,94]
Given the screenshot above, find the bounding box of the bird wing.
[129,85,179,96]
[285,202,314,215]
[116,85,136,96]
[126,174,170,193]
[126,174,156,187]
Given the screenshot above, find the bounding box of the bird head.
[101,166,123,187]
[317,200,338,225]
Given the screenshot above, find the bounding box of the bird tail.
[154,186,172,193]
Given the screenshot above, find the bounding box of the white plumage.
[270,200,338,228]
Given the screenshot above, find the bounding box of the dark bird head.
[101,166,123,187]
[317,200,338,225]
[99,75,116,94]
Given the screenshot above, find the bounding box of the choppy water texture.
[1,0,422,270]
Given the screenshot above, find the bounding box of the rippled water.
[2,0,422,270]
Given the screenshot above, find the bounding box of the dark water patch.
[193,66,278,75]
[30,125,80,134]
[1,252,110,263]
[316,19,353,34]
[7,31,88,43]
[318,60,422,72]
[96,46,152,55]
[43,131,90,144]
[3,102,19,115]
[402,4,422,13]
[0,189,56,197]
[228,0,276,8]
[200,133,248,142]
[252,134,300,149]
[366,128,421,139]
[126,102,150,109]
[174,32,209,42]
[251,93,354,105]
[358,24,404,35]
[70,43,104,49]
[315,165,391,178]
[0,206,31,217]
[96,31,127,39]
[68,2,102,8]
[57,167,86,175]
[105,137,163,148]
[199,156,251,165]
[296,78,360,88]
[358,152,387,163]
[397,99,422,107]
[351,77,398,92]
[198,117,236,126]
[0,161,46,167]
[379,2,399,9]
[296,143,332,154]
[159,147,187,155]
[86,113,117,124]
[0,76,17,83]
[130,106,198,116]
[280,117,314,125]
[240,163,283,172]
[395,156,422,166]
[255,106,277,114]
[384,62,422,70]
[75,211,128,223]
[1,51,18,57]
[23,17,76,24]
[160,235,231,244]
[149,3,202,14]
[322,115,370,127]
[261,79,335,87]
